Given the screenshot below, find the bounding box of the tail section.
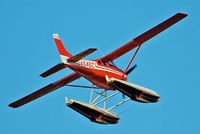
[53,34,73,63]
[40,63,66,78]
[53,33,97,64]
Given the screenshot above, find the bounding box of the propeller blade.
[126,64,137,75]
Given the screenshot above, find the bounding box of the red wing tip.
[8,103,17,108]
[90,48,97,50]
[40,74,46,78]
[40,73,47,78]
[177,12,188,17]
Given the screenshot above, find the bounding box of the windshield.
[108,61,115,67]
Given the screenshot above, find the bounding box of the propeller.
[125,64,137,75]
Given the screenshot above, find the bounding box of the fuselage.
[65,59,127,90]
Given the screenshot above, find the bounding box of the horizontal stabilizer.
[106,77,160,103]
[9,72,81,108]
[40,63,66,78]
[67,48,97,63]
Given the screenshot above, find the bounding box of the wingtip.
[89,48,97,51]
[40,74,46,78]
[8,104,12,107]
[8,103,17,108]
[53,33,60,39]
[177,12,188,17]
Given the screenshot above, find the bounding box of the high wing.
[100,13,187,61]
[9,72,81,108]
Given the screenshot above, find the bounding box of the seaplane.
[9,13,187,124]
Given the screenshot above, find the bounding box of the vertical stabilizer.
[53,34,73,63]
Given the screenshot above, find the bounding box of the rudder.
[53,33,73,59]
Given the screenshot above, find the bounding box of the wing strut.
[121,45,141,79]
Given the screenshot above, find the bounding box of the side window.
[98,61,101,64]
[102,60,106,65]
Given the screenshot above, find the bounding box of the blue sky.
[1,0,199,133]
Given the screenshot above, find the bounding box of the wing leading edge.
[100,13,187,61]
[9,72,81,108]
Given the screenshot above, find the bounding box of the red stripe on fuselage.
[66,60,127,90]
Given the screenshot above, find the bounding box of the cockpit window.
[98,60,123,72]
[102,60,106,65]
[98,60,118,68]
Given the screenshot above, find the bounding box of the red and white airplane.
[9,13,187,124]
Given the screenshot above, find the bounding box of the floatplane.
[9,13,187,124]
